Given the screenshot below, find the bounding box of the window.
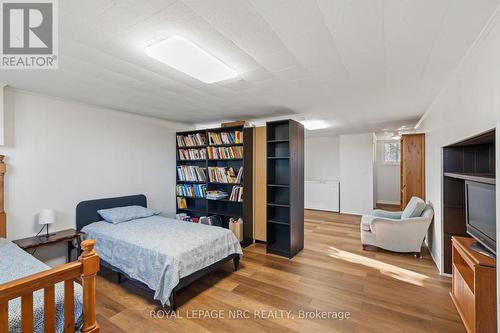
[383,141,400,164]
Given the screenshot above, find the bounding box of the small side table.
[13,228,84,263]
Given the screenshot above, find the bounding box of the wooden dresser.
[450,236,496,333]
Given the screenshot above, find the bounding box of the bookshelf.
[175,126,254,247]
[266,120,304,258]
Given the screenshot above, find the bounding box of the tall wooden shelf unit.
[442,129,496,274]
[266,120,304,258]
[175,125,254,247]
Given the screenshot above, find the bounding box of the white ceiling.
[1,0,499,135]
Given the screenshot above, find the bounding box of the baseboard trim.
[339,211,363,217]
[376,201,400,205]
[305,208,340,213]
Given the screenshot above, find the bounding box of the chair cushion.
[401,197,426,219]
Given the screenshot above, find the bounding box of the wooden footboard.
[0,240,100,333]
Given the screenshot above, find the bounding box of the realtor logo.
[1,0,58,69]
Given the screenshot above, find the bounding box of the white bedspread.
[81,216,242,305]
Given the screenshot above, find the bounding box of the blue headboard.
[76,194,147,231]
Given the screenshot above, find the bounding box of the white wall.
[375,140,400,205]
[0,89,186,264]
[417,7,500,300]
[339,133,374,215]
[0,85,4,145]
[304,135,339,181]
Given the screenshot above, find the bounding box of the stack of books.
[178,148,207,160]
[177,166,206,182]
[175,213,199,223]
[229,186,243,202]
[207,146,243,159]
[206,190,228,200]
[177,133,206,147]
[208,167,243,183]
[176,197,187,209]
[208,131,243,145]
[176,184,206,198]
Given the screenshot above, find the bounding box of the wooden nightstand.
[13,228,84,263]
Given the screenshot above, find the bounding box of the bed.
[0,155,100,333]
[0,238,84,332]
[76,194,243,310]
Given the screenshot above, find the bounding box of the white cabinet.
[305,180,340,212]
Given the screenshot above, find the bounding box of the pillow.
[98,205,159,224]
[401,197,426,219]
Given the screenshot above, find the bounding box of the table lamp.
[38,209,55,238]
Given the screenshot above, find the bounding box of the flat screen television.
[465,180,496,257]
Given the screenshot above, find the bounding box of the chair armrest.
[371,210,402,219]
[368,216,431,233]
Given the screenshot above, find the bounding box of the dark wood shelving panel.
[443,172,495,185]
[266,119,304,259]
[442,129,496,274]
[176,125,254,247]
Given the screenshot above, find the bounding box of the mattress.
[0,238,83,333]
[82,215,242,305]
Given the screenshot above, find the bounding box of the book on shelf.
[175,213,200,223]
[208,131,243,145]
[207,146,243,159]
[177,165,206,182]
[178,148,207,160]
[208,167,243,183]
[176,184,206,198]
[229,186,243,202]
[176,197,187,209]
[177,133,206,147]
[206,190,228,200]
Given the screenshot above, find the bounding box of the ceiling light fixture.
[145,36,237,83]
[301,120,328,130]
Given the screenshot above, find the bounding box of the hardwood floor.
[94,210,465,333]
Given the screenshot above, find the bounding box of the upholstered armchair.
[360,197,434,257]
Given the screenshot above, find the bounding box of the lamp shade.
[38,209,55,225]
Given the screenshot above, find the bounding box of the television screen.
[466,181,496,253]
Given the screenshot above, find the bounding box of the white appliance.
[305,180,340,212]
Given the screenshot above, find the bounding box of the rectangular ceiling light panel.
[145,36,237,83]
[301,120,328,130]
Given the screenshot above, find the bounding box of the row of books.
[229,186,243,202]
[206,190,228,200]
[207,146,243,160]
[178,148,207,160]
[177,165,206,182]
[207,167,243,183]
[176,197,188,209]
[208,131,243,145]
[176,184,206,198]
[175,214,225,228]
[177,133,206,147]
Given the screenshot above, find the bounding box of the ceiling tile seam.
[61,52,224,110]
[8,84,195,124]
[177,0,285,90]
[61,38,239,105]
[91,0,181,42]
[415,2,500,129]
[314,0,357,90]
[235,1,313,82]
[61,35,238,100]
[414,0,451,101]
[54,66,212,115]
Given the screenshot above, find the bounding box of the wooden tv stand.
[451,236,496,333]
